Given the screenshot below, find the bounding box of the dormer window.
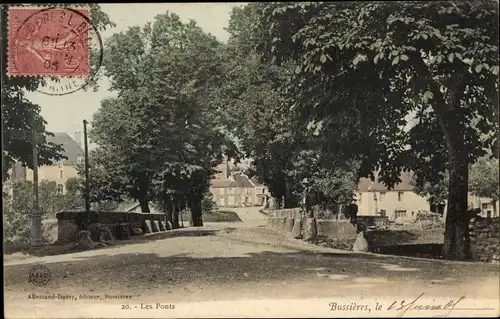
[77,156,84,164]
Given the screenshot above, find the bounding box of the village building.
[355,171,499,221]
[208,159,269,208]
[9,132,84,195]
[355,172,429,221]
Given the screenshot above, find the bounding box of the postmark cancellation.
[7,6,91,78]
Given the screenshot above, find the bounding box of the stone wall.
[265,208,303,238]
[265,208,419,249]
[264,208,358,240]
[469,217,500,263]
[316,220,357,238]
[265,209,500,263]
[56,210,167,243]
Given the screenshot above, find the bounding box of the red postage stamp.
[8,6,91,77]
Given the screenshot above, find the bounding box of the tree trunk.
[172,202,180,229]
[440,113,470,260]
[139,198,150,213]
[190,197,203,227]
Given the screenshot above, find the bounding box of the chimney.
[74,132,82,149]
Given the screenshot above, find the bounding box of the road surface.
[4,206,499,318]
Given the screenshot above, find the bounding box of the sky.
[26,3,244,144]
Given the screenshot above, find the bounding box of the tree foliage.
[411,171,449,209]
[1,4,115,182]
[255,1,498,259]
[3,179,84,242]
[212,3,362,209]
[90,12,238,225]
[469,156,499,214]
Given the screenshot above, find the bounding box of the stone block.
[285,217,295,233]
[118,223,131,240]
[144,220,153,234]
[278,217,287,232]
[159,221,166,231]
[291,219,302,239]
[57,219,79,244]
[87,222,102,241]
[166,221,173,230]
[131,227,143,236]
[151,220,160,233]
[303,218,317,241]
[100,226,115,245]
[316,220,356,238]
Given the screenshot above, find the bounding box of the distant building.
[208,160,269,208]
[355,171,428,221]
[468,193,499,218]
[355,171,499,221]
[210,178,240,207]
[10,132,84,194]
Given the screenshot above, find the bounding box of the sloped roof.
[356,171,414,192]
[47,133,84,165]
[210,179,238,188]
[250,176,264,186]
[233,174,254,188]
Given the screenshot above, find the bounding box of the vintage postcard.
[2,2,499,318]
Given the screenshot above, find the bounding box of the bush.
[3,180,86,243]
[4,182,32,243]
[201,192,218,215]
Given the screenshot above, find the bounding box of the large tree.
[211,4,303,208]
[256,2,498,260]
[92,12,237,225]
[214,3,366,209]
[1,4,115,182]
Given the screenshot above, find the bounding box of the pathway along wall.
[266,208,500,263]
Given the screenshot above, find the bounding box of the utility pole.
[31,116,42,247]
[83,120,90,221]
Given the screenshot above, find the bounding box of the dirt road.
[4,207,499,318]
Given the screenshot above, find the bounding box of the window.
[398,192,404,201]
[218,188,224,195]
[395,210,407,218]
[358,193,362,202]
[487,211,492,218]
[77,156,84,164]
[57,184,64,194]
[482,203,488,209]
[380,209,386,217]
[380,192,386,201]
[228,187,234,194]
